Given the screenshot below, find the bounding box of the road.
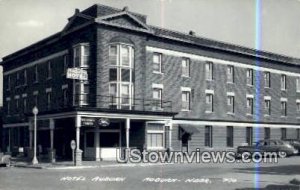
[0,157,300,190]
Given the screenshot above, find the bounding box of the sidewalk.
[10,157,114,169]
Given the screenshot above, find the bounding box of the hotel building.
[1,4,300,162]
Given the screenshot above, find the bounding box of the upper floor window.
[281,100,287,116]
[264,99,271,116]
[22,94,27,112]
[296,78,300,93]
[62,86,68,107]
[246,96,254,115]
[182,58,190,77]
[246,69,253,86]
[63,54,68,75]
[205,62,213,80]
[46,89,52,110]
[75,82,89,106]
[227,95,234,114]
[33,91,39,107]
[264,72,270,88]
[204,126,213,147]
[23,69,27,85]
[246,127,253,145]
[73,43,90,67]
[16,72,20,87]
[205,93,213,112]
[153,88,163,110]
[297,101,300,112]
[6,98,11,115]
[153,53,162,73]
[182,90,191,111]
[6,75,10,91]
[226,126,234,147]
[281,128,287,140]
[264,127,271,139]
[15,95,20,112]
[227,65,234,83]
[34,65,38,82]
[47,61,52,79]
[281,74,286,90]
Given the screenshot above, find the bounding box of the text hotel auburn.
[1,4,300,162]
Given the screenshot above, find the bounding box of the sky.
[0,0,300,61]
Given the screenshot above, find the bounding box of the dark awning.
[180,125,200,135]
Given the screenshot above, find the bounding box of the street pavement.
[0,156,300,190]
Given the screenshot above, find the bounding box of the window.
[63,55,68,75]
[33,91,38,107]
[264,127,270,139]
[108,44,134,109]
[34,65,38,82]
[264,72,270,88]
[62,87,68,107]
[264,99,271,116]
[205,62,213,80]
[6,98,11,115]
[281,128,287,140]
[297,129,300,139]
[227,96,234,114]
[15,96,20,111]
[23,69,27,85]
[73,44,90,67]
[246,127,253,145]
[23,97,27,112]
[246,69,253,86]
[281,101,287,116]
[227,65,234,83]
[153,53,162,73]
[82,83,89,105]
[182,58,190,77]
[153,88,162,110]
[16,72,20,87]
[297,102,300,112]
[226,126,234,147]
[147,124,164,149]
[46,91,52,110]
[109,83,117,105]
[246,97,254,115]
[205,93,213,112]
[182,91,191,110]
[297,78,300,92]
[205,126,213,147]
[281,75,286,90]
[47,61,52,79]
[6,75,10,91]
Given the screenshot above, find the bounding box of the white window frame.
[246,95,254,115]
[296,78,300,93]
[181,89,191,111]
[296,100,300,112]
[264,97,271,116]
[227,95,235,114]
[153,53,162,74]
[205,93,214,113]
[182,58,190,77]
[281,74,286,91]
[280,100,287,117]
[227,65,234,83]
[146,123,165,150]
[246,69,253,86]
[152,87,163,110]
[264,72,270,88]
[73,43,90,68]
[205,62,213,81]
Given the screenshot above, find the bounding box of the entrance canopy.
[178,125,200,139]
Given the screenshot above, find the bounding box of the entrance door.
[181,133,190,152]
[100,131,120,160]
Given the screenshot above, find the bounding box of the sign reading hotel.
[66,68,88,80]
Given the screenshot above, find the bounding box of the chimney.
[123,6,129,11]
[189,30,195,36]
[75,8,80,14]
